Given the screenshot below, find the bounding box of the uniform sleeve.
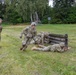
[34,30,37,36]
[33,30,37,37]
[20,27,28,38]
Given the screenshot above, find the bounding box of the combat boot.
[20,45,25,50]
[22,45,27,51]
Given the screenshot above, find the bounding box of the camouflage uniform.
[32,42,66,52]
[30,32,50,45]
[20,22,37,51]
[30,35,41,44]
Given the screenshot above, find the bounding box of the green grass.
[0,24,76,75]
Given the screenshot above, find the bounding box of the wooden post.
[65,34,68,48]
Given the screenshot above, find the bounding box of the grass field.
[0,24,76,75]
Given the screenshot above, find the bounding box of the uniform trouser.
[35,45,51,51]
[22,37,32,50]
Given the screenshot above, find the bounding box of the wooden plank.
[48,34,68,47]
[65,34,68,47]
[49,34,66,38]
[50,40,61,43]
[49,37,65,42]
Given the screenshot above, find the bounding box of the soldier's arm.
[20,27,28,38]
[32,30,37,42]
[34,30,37,37]
[56,46,64,52]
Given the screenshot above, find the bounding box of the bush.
[6,9,23,24]
[51,18,63,24]
[41,16,49,24]
[66,7,76,24]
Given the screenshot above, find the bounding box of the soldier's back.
[50,44,61,52]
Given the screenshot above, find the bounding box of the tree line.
[0,0,76,24]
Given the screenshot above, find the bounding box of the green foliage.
[3,1,23,24]
[66,7,76,23]
[1,0,76,24]
[15,0,48,22]
[0,3,6,18]
[17,18,23,23]
[41,6,52,24]
[5,7,23,24]
[41,16,48,24]
[51,0,76,24]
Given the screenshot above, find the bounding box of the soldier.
[20,22,37,51]
[30,35,41,44]
[40,32,51,44]
[30,32,51,45]
[31,42,69,52]
[0,18,3,41]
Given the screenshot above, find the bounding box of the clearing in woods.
[0,24,76,75]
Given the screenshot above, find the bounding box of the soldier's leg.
[37,45,46,48]
[22,38,32,51]
[22,39,29,51]
[20,37,28,50]
[32,46,50,51]
[32,47,44,51]
[20,41,26,50]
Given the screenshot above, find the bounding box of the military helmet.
[59,42,65,47]
[31,22,36,26]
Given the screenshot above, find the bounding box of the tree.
[0,2,6,18]
[4,0,23,24]
[66,6,76,23]
[52,0,74,23]
[15,0,48,23]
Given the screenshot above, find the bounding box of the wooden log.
[50,39,65,43]
[65,34,68,47]
[49,34,68,48]
[49,36,65,42]
[49,40,61,44]
[49,34,66,38]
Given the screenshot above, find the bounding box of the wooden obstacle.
[36,33,68,48]
[48,34,68,48]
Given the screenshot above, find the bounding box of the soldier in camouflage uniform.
[30,35,41,44]
[39,32,50,44]
[31,42,69,52]
[0,18,3,41]
[20,22,37,51]
[30,32,51,45]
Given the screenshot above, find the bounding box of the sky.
[49,0,53,7]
